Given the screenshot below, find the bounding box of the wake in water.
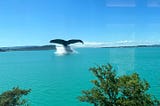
[55,45,77,56]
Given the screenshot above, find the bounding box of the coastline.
[0,45,56,52]
[101,44,160,48]
[0,44,160,52]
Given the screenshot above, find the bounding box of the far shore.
[0,44,160,52]
[0,45,56,52]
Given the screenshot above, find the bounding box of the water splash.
[54,46,77,56]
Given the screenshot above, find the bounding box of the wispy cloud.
[106,0,136,7]
[147,0,160,7]
[72,40,160,48]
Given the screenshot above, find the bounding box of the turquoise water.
[0,47,160,105]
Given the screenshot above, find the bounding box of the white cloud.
[71,40,160,48]
[147,0,160,7]
[106,0,136,7]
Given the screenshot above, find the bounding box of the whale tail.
[50,39,84,55]
[50,39,84,46]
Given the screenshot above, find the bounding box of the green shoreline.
[0,44,160,52]
[101,44,160,48]
[0,45,56,52]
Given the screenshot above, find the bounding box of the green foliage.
[78,64,160,106]
[0,87,31,106]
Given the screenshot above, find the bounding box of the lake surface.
[0,47,160,105]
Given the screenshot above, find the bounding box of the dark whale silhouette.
[49,39,84,54]
[50,39,84,46]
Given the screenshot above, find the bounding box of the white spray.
[54,45,77,56]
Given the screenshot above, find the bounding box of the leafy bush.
[78,64,160,106]
[0,87,31,106]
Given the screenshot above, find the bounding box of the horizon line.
[1,40,160,48]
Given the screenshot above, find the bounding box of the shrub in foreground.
[0,87,31,106]
[78,64,160,106]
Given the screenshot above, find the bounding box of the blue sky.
[0,0,160,46]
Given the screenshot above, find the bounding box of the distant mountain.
[1,44,160,52]
[0,49,6,52]
[102,44,160,48]
[0,45,56,52]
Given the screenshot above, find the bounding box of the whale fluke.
[50,39,84,46]
[49,39,84,55]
